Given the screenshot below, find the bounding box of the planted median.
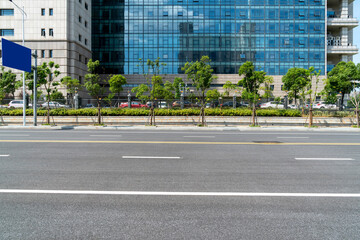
[0,108,302,117]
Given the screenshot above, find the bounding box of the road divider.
[122,156,181,159]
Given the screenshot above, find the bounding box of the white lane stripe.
[0,155,9,157]
[0,135,29,137]
[183,136,215,138]
[295,158,354,161]
[0,189,359,198]
[90,135,122,137]
[122,156,181,159]
[277,137,309,139]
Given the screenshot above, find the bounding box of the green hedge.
[0,108,303,117]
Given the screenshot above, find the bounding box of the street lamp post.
[9,0,27,126]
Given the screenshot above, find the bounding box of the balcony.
[328,17,359,28]
[327,11,359,28]
[327,45,358,55]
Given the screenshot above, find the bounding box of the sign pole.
[33,50,37,126]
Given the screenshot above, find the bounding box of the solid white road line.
[0,155,9,157]
[0,189,359,198]
[122,156,181,159]
[295,158,354,161]
[277,137,309,139]
[90,135,122,137]
[183,136,215,138]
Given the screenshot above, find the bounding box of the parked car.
[119,101,147,108]
[41,101,68,108]
[312,101,337,109]
[260,101,284,109]
[172,101,198,108]
[84,104,96,108]
[220,101,245,108]
[8,100,24,108]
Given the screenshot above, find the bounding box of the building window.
[85,58,88,64]
[0,9,14,16]
[41,50,45,58]
[85,39,88,45]
[49,50,53,58]
[79,76,82,84]
[41,8,45,16]
[49,28,54,36]
[79,15,82,23]
[85,21,88,28]
[79,54,82,62]
[49,8,53,16]
[178,11,183,16]
[41,28,46,36]
[163,11,168,16]
[78,34,82,42]
[79,0,82,3]
[85,3,88,10]
[0,29,14,36]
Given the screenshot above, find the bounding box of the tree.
[163,81,175,107]
[324,61,358,108]
[109,74,127,107]
[182,56,216,126]
[50,90,65,104]
[38,62,61,124]
[282,68,309,109]
[25,66,46,103]
[261,76,274,101]
[206,89,221,101]
[238,61,266,126]
[223,81,237,97]
[306,67,321,127]
[61,76,80,108]
[173,77,184,99]
[84,59,107,125]
[0,67,20,98]
[137,57,166,126]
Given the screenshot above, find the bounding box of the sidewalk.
[1,124,359,132]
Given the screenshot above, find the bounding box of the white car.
[8,100,24,108]
[41,101,69,108]
[260,101,284,109]
[312,101,337,109]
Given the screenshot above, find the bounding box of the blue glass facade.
[92,0,326,75]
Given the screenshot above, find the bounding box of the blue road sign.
[1,38,31,72]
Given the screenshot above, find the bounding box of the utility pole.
[9,0,27,126]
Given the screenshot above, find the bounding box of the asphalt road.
[0,129,359,239]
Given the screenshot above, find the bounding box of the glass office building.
[92,0,355,77]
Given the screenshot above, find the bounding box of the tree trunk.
[341,93,345,110]
[47,93,50,124]
[356,105,359,128]
[309,106,313,128]
[252,102,256,126]
[97,99,101,124]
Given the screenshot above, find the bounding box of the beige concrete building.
[0,0,91,101]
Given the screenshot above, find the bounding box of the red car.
[119,102,147,108]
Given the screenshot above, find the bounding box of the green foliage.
[50,91,65,103]
[282,67,310,104]
[84,59,105,100]
[109,74,127,99]
[132,84,150,102]
[206,89,221,101]
[61,76,80,95]
[173,77,184,99]
[324,61,358,105]
[238,61,266,103]
[0,67,20,98]
[223,81,237,97]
